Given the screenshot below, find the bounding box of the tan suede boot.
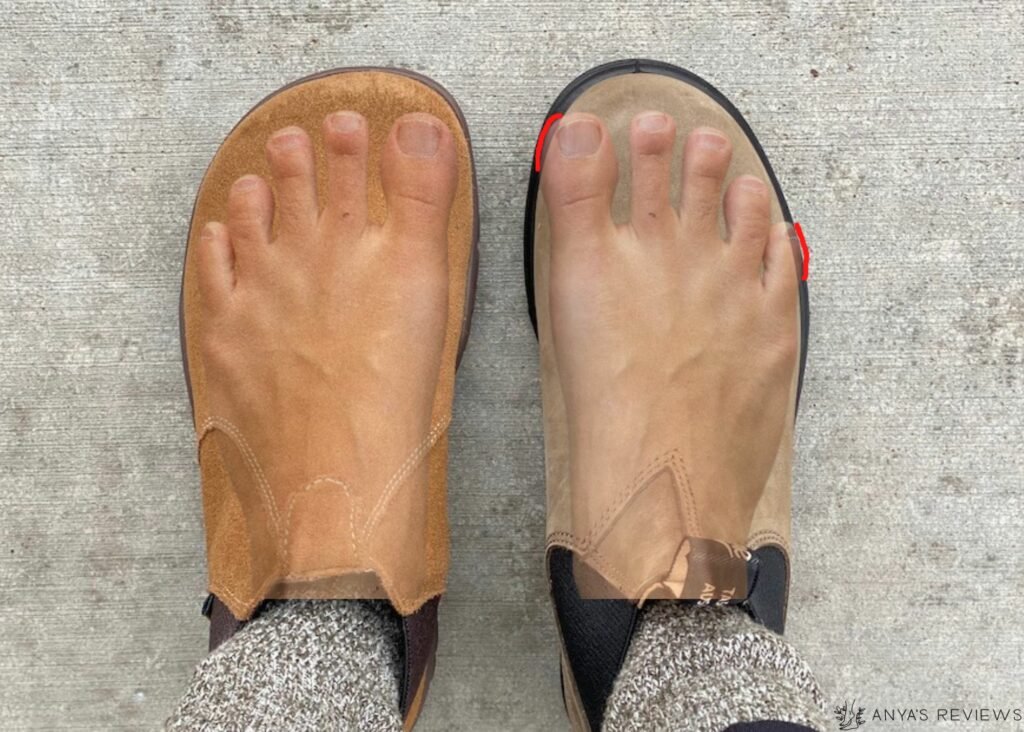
[180,68,478,729]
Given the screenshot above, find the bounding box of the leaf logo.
[834,700,867,730]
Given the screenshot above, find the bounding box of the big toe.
[541,113,618,245]
[380,113,458,248]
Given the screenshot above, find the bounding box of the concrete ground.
[1,1,1021,730]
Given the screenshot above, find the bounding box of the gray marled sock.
[603,604,829,732]
[166,600,403,732]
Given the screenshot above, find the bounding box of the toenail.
[234,175,260,191]
[270,129,305,150]
[397,118,441,157]
[328,111,362,134]
[787,224,803,278]
[736,175,767,195]
[558,119,601,158]
[693,128,728,150]
[637,112,669,133]
[786,223,801,248]
[201,223,215,241]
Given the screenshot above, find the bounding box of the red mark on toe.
[534,113,564,172]
[794,222,809,281]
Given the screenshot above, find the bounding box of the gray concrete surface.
[1,1,1021,729]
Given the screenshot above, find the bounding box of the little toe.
[265,126,318,239]
[321,111,369,239]
[196,221,234,311]
[679,127,732,236]
[724,174,771,272]
[380,113,458,250]
[629,111,678,238]
[540,113,618,247]
[763,221,801,303]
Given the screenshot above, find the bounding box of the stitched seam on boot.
[581,449,700,551]
[747,529,789,551]
[361,415,451,544]
[201,415,451,617]
[209,582,259,618]
[548,530,584,545]
[583,546,632,595]
[199,416,282,532]
[281,477,360,563]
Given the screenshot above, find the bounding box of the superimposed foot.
[542,111,801,542]
[196,111,458,494]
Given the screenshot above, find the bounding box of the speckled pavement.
[1,2,1021,729]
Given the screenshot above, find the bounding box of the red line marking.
[534,113,564,172]
[794,222,810,281]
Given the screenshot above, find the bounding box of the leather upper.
[182,70,477,620]
[534,71,801,604]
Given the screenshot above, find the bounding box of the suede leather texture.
[535,72,800,607]
[182,70,475,621]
